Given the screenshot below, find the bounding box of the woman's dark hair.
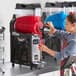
[67,12,76,24]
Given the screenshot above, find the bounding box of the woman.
[39,13,76,62]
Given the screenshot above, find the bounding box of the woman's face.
[66,18,76,33]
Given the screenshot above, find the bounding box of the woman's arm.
[39,41,74,61]
[46,22,70,39]
[39,43,57,57]
[54,30,71,39]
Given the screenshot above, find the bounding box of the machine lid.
[71,2,76,6]
[16,3,41,9]
[62,2,72,7]
[45,2,56,7]
[45,2,76,8]
[45,2,63,7]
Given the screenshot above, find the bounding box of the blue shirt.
[54,30,76,61]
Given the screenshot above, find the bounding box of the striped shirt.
[54,30,76,61]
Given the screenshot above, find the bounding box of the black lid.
[62,2,76,7]
[45,2,64,7]
[62,2,72,7]
[46,2,76,8]
[71,2,76,6]
[45,2,56,7]
[55,2,63,7]
[16,3,41,9]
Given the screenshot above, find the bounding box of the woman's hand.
[46,22,56,34]
[38,43,49,52]
[38,43,56,57]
